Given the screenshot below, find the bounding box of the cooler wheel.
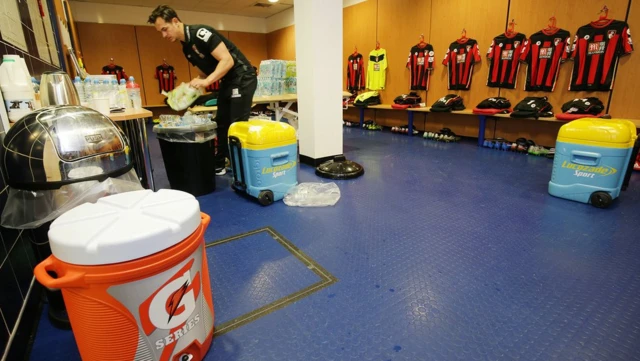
[590,191,613,209]
[258,190,274,206]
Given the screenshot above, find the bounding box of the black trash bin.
[154,121,218,197]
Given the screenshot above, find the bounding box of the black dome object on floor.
[316,155,364,179]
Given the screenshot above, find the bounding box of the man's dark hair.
[148,5,180,24]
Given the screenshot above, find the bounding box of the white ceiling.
[70,0,294,18]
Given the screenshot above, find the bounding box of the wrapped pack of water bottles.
[285,61,297,78]
[256,78,285,97]
[259,60,287,78]
[256,59,297,96]
[284,77,297,94]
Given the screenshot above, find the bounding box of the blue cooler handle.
[229,136,247,191]
[571,151,601,166]
[271,152,290,166]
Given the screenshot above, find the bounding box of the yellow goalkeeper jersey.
[367,48,387,90]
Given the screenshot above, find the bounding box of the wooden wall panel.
[608,1,640,120]
[228,31,268,70]
[502,0,629,112]
[429,0,507,108]
[343,0,377,93]
[76,22,146,104]
[135,26,192,107]
[266,26,296,60]
[376,0,432,104]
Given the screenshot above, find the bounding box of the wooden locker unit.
[134,25,192,107]
[227,31,268,70]
[429,0,507,108]
[76,22,146,105]
[343,0,377,94]
[266,26,296,60]
[376,0,432,104]
[607,0,640,119]
[501,0,630,112]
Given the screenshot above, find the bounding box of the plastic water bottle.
[74,76,85,105]
[93,79,101,99]
[119,78,130,109]
[126,76,142,109]
[31,77,40,93]
[109,79,118,107]
[84,78,93,104]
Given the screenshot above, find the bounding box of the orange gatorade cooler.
[34,189,215,361]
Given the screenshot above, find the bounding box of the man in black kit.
[149,5,257,175]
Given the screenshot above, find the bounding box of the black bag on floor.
[430,94,465,112]
[510,96,553,119]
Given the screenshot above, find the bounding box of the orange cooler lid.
[48,189,201,265]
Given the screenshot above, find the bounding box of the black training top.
[182,24,254,82]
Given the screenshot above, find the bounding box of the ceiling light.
[268,0,279,3]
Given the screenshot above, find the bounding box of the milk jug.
[0,55,36,122]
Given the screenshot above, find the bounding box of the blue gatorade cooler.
[228,120,298,205]
[548,118,638,208]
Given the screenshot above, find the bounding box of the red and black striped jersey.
[442,39,481,90]
[486,32,527,89]
[406,43,435,90]
[569,20,633,91]
[102,65,128,82]
[155,65,177,93]
[347,53,365,92]
[520,29,571,92]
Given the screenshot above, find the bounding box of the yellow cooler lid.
[229,119,297,149]
[557,118,638,148]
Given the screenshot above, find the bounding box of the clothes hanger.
[593,5,611,25]
[375,41,380,50]
[108,57,115,68]
[418,34,426,47]
[458,28,469,42]
[506,19,517,35]
[353,46,358,56]
[544,15,558,31]
[162,58,168,67]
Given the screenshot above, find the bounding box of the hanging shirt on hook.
[520,28,571,92]
[347,53,365,92]
[442,38,481,90]
[569,19,633,91]
[367,48,387,90]
[155,63,177,92]
[406,42,435,90]
[101,63,128,82]
[487,32,527,88]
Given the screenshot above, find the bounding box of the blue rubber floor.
[29,126,640,361]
